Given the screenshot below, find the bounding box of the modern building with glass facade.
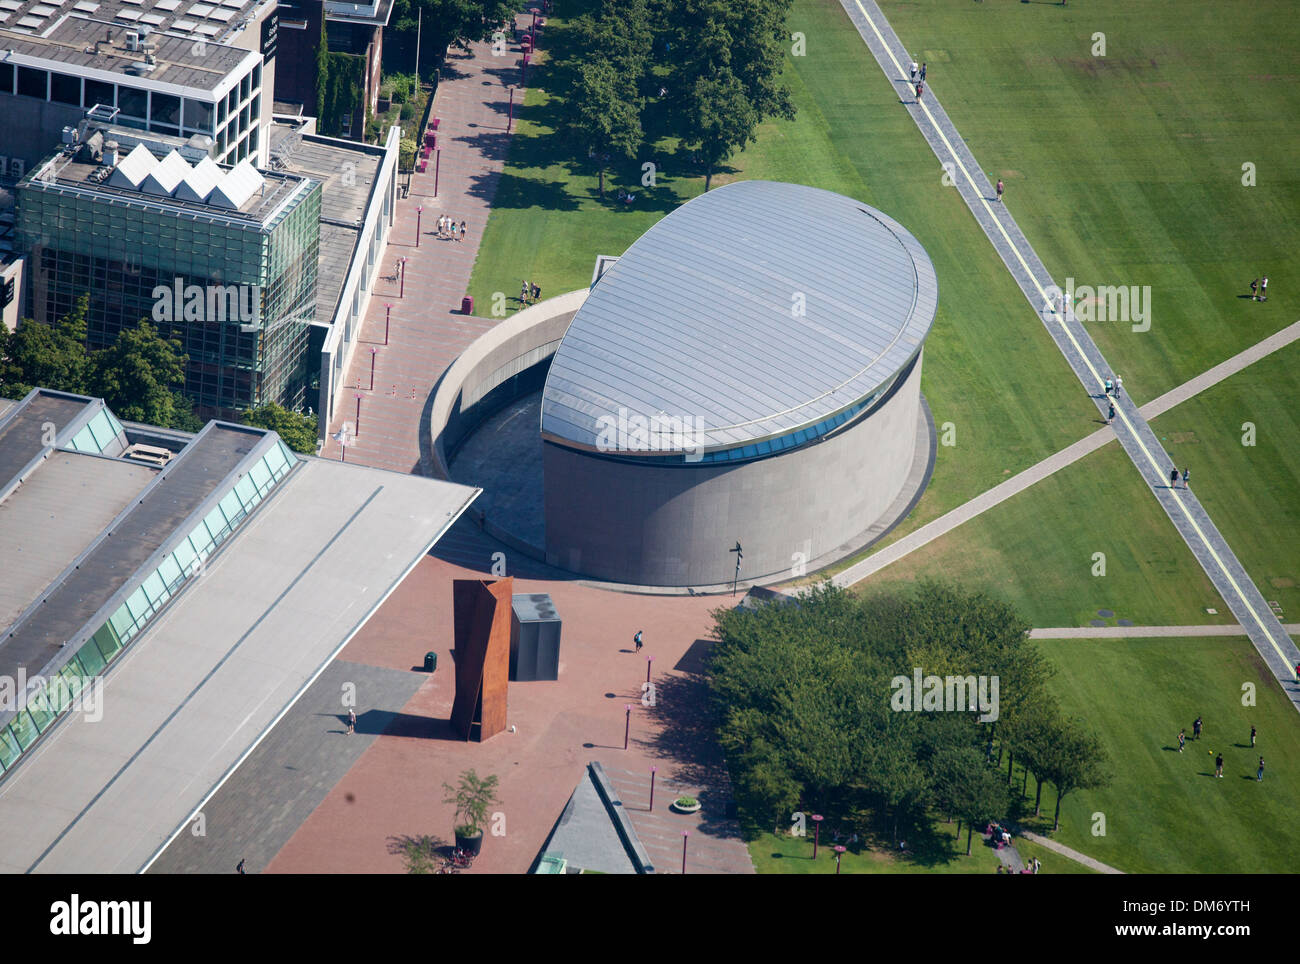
[0,386,481,872]
[16,135,321,416]
[539,180,939,587]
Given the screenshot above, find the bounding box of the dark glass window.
[84,78,115,108]
[183,98,215,132]
[50,72,80,105]
[17,66,47,99]
[239,72,250,101]
[251,63,261,90]
[0,63,13,95]
[150,92,180,126]
[118,85,147,117]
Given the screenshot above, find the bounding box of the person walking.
[910,60,918,83]
[1104,377,1113,396]
[1259,275,1268,301]
[1177,728,1185,752]
[920,62,927,82]
[1215,752,1224,778]
[532,282,541,302]
[996,179,1004,202]
[347,707,356,734]
[1170,468,1180,489]
[1257,756,1265,781]
[1251,725,1257,747]
[1107,401,1115,424]
[521,281,530,307]
[915,81,924,101]
[1250,277,1259,299]
[634,629,643,653]
[236,858,246,874]
[459,219,468,243]
[1182,467,1190,489]
[1193,716,1202,740]
[1114,375,1123,398]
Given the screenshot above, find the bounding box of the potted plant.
[672,795,701,814]
[442,769,500,856]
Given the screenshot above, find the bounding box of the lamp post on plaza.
[649,766,657,812]
[384,303,392,345]
[834,845,846,874]
[681,831,688,874]
[399,256,409,298]
[368,347,377,391]
[354,394,362,438]
[332,425,350,463]
[416,205,423,247]
[623,704,632,750]
[811,813,824,859]
[645,654,654,684]
[507,85,515,132]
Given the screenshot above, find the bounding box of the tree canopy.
[242,402,319,454]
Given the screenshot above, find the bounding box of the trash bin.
[424,651,437,673]
[461,295,473,314]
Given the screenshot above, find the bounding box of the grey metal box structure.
[510,593,561,681]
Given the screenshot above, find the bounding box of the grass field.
[750,817,1004,874]
[469,0,1103,552]
[882,0,1300,404]
[857,440,1231,627]
[1031,637,1300,873]
[1012,835,1096,876]
[1150,341,1300,620]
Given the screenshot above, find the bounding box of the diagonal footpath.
[839,0,1299,704]
[832,320,1300,587]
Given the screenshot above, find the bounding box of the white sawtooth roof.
[207,158,265,210]
[106,142,157,189]
[140,150,191,197]
[172,155,223,203]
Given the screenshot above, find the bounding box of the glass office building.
[16,161,321,417]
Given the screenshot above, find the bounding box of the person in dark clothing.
[1193,716,1202,740]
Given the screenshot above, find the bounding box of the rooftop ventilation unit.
[123,443,173,468]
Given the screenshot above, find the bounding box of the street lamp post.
[729,541,743,596]
[507,86,515,132]
[834,845,846,874]
[384,303,392,345]
[812,813,824,859]
[416,206,423,247]
[623,704,631,750]
[399,257,408,298]
[354,394,362,438]
[649,767,657,812]
[368,347,377,391]
[645,654,654,684]
[681,831,688,874]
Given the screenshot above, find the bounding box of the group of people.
[1169,466,1190,489]
[437,215,468,242]
[1178,718,1265,780]
[520,280,541,307]
[1249,275,1269,301]
[909,60,928,100]
[1102,375,1123,422]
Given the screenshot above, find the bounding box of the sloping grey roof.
[540,180,938,453]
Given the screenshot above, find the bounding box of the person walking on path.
[1107,401,1115,424]
[1257,757,1265,781]
[1193,716,1202,740]
[1170,468,1180,489]
[347,707,356,734]
[920,62,927,82]
[1114,375,1123,398]
[910,60,918,83]
[236,858,246,874]
[634,630,643,653]
[459,220,468,243]
[1182,467,1190,489]
[996,179,1004,202]
[1215,752,1224,778]
[1178,729,1185,752]
[1104,377,1113,396]
[915,81,924,101]
[1251,725,1257,747]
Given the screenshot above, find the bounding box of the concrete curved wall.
[429,289,588,479]
[543,351,926,587]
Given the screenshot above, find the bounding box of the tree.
[0,294,93,398]
[936,745,1009,855]
[242,403,319,453]
[558,59,643,198]
[390,0,514,69]
[441,769,500,838]
[1038,718,1111,831]
[90,321,194,429]
[681,69,756,191]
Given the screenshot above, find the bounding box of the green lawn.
[1012,835,1096,876]
[1151,341,1300,621]
[470,0,1100,557]
[882,0,1300,405]
[858,440,1231,627]
[1030,637,1300,873]
[750,817,1004,874]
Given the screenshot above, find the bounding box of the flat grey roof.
[541,180,939,452]
[0,392,91,488]
[0,457,478,873]
[0,451,156,632]
[2,14,255,90]
[0,422,262,684]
